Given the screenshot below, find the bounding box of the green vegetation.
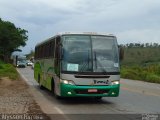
[120,43,160,83]
[121,65,160,83]
[0,18,27,80]
[0,18,28,62]
[0,60,19,80]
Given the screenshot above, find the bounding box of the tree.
[119,46,124,60]
[0,18,28,62]
[128,43,134,48]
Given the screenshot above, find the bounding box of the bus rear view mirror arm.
[118,46,124,61]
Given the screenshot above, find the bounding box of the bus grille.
[74,89,109,94]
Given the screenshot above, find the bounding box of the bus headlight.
[111,80,119,85]
[61,80,75,85]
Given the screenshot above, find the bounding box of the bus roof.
[35,32,116,47]
[56,32,115,36]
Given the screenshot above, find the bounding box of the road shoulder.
[0,77,50,120]
[121,78,160,97]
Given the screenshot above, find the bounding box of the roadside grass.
[0,60,19,80]
[120,46,160,84]
[121,65,160,83]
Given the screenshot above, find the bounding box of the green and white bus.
[34,32,121,99]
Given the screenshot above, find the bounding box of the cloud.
[0,0,160,53]
[117,29,160,44]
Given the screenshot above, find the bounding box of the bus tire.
[95,97,102,100]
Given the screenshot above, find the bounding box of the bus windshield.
[61,35,119,73]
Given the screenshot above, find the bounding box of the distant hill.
[120,43,160,83]
[120,43,160,66]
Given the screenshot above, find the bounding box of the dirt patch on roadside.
[0,77,50,120]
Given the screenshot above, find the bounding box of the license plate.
[88,89,97,92]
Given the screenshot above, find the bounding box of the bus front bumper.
[60,83,120,97]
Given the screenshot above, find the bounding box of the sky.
[0,0,160,54]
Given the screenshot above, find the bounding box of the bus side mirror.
[119,47,124,61]
[58,44,63,60]
[58,47,64,60]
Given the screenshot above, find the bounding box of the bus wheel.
[95,97,102,100]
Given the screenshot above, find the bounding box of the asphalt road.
[17,67,160,120]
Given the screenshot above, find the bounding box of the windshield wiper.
[94,51,97,69]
